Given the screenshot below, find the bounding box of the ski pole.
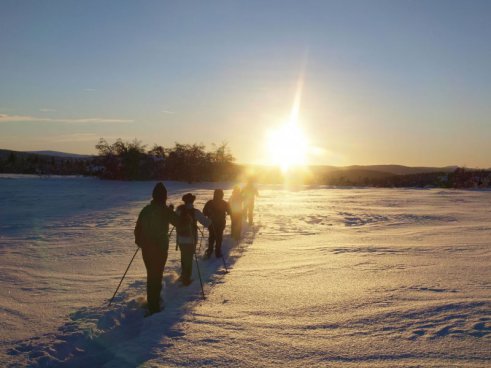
[193,229,206,299]
[194,251,206,299]
[198,226,206,253]
[108,247,139,306]
[167,225,178,251]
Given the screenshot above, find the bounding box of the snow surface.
[1,175,490,367]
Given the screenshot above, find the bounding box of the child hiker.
[175,193,210,286]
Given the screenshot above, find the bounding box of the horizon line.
[1,147,489,170]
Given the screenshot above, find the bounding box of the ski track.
[0,177,490,367]
[5,232,257,367]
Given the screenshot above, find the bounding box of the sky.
[1,0,490,167]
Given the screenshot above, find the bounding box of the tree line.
[320,168,491,188]
[1,143,489,188]
[94,138,238,182]
[0,150,91,175]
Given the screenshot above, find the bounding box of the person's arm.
[167,205,179,227]
[134,209,145,247]
[203,201,211,218]
[194,209,211,228]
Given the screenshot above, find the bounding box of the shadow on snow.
[8,225,260,368]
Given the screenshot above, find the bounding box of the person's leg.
[248,202,254,225]
[142,246,163,314]
[231,217,237,240]
[182,249,193,284]
[156,248,166,308]
[232,214,242,240]
[238,214,242,235]
[179,246,185,279]
[141,247,153,309]
[179,244,192,281]
[242,206,248,225]
[215,224,225,257]
[206,225,216,256]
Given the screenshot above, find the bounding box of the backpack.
[176,205,196,238]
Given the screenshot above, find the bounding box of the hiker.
[228,185,243,241]
[242,178,259,225]
[134,182,178,315]
[203,189,231,258]
[175,193,210,286]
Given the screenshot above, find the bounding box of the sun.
[266,72,310,172]
[267,121,309,172]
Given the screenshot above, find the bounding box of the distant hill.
[27,150,92,159]
[240,164,465,185]
[0,149,93,176]
[0,149,91,160]
[341,165,458,175]
[307,164,458,176]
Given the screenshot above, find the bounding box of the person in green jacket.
[134,182,178,315]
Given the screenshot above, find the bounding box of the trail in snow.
[1,176,490,367]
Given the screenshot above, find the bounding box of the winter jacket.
[228,193,243,216]
[242,184,259,205]
[203,199,231,227]
[134,201,178,250]
[175,204,210,246]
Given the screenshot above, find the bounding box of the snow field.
[143,188,490,367]
[0,177,490,367]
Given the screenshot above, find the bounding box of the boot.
[215,246,222,258]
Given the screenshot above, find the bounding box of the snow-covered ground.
[1,175,490,367]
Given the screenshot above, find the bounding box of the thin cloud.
[49,133,136,145]
[61,118,133,124]
[84,88,97,92]
[0,134,134,147]
[47,133,99,143]
[162,109,175,114]
[40,108,57,112]
[0,114,133,124]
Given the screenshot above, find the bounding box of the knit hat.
[152,182,167,201]
[213,189,224,200]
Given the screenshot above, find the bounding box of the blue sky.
[1,0,490,167]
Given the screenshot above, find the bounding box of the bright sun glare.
[266,73,310,172]
[267,121,309,172]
